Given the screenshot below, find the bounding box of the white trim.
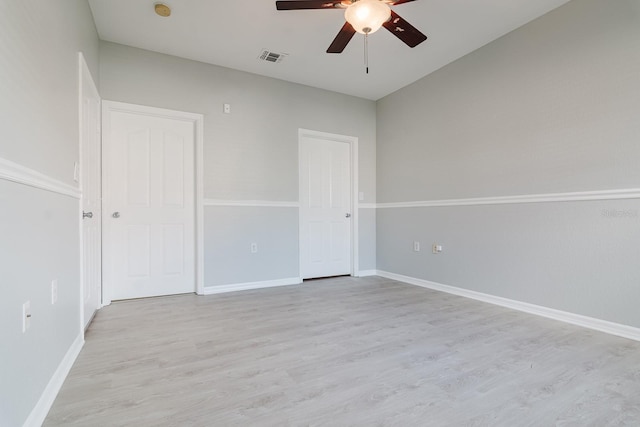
[376,270,640,342]
[298,128,360,279]
[204,199,300,208]
[101,101,203,123]
[357,269,378,277]
[359,203,377,209]
[78,52,86,332]
[203,277,302,295]
[101,101,205,303]
[376,188,640,209]
[195,118,205,296]
[23,334,84,427]
[78,52,103,330]
[0,157,81,199]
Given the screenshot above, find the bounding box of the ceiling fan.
[275,0,427,54]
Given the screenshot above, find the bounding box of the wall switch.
[51,279,58,305]
[432,244,443,254]
[223,103,231,114]
[250,243,258,253]
[73,161,79,182]
[22,301,31,333]
[413,241,420,252]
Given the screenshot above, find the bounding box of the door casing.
[101,101,205,304]
[78,52,102,330]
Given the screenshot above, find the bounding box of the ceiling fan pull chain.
[364,33,369,74]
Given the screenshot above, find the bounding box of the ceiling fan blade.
[382,10,427,48]
[327,21,356,53]
[388,0,417,5]
[276,1,346,10]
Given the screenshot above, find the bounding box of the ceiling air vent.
[258,49,288,64]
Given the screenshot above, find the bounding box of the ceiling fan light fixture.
[344,0,391,35]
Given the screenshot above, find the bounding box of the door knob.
[345,213,351,218]
[112,212,120,218]
[82,211,93,219]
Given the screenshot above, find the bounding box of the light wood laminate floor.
[45,276,640,426]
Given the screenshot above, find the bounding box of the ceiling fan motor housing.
[275,0,427,54]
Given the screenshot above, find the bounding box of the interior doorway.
[101,102,204,302]
[299,129,359,279]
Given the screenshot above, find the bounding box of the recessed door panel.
[126,130,150,207]
[308,221,325,263]
[126,225,150,278]
[162,133,184,208]
[307,144,324,209]
[330,221,347,262]
[330,151,345,209]
[162,224,184,275]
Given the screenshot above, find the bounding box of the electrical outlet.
[250,243,258,253]
[432,244,443,254]
[223,103,231,114]
[22,301,31,333]
[413,241,420,252]
[51,279,58,305]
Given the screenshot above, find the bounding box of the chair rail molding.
[203,199,300,208]
[358,203,377,209]
[376,188,640,209]
[0,157,81,199]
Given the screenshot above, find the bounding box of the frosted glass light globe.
[345,0,391,35]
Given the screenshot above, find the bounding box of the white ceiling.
[88,0,570,100]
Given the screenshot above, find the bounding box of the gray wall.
[0,1,99,425]
[99,42,377,287]
[204,207,299,285]
[376,0,640,327]
[358,207,377,272]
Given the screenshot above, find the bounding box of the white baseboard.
[357,270,378,277]
[376,270,640,342]
[23,333,84,427]
[203,277,302,295]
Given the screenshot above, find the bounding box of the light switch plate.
[51,279,58,305]
[23,301,31,333]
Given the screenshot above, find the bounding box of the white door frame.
[78,52,101,331]
[101,101,205,304]
[298,128,359,277]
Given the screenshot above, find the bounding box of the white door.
[103,104,195,301]
[80,54,102,328]
[299,136,352,279]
